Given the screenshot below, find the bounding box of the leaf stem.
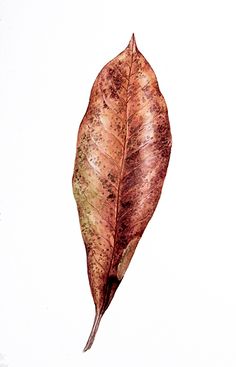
[83,311,103,352]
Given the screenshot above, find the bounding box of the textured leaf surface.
[72,34,172,351]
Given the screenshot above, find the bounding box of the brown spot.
[108,173,116,183]
[107,193,116,200]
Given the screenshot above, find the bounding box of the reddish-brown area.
[72,34,172,351]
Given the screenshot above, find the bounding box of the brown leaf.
[72,34,172,351]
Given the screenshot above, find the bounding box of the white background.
[0,0,236,366]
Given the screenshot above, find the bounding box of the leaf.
[72,34,172,351]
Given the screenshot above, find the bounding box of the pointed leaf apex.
[128,33,137,53]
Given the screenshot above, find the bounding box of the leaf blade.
[72,34,172,350]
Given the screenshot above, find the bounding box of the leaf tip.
[128,33,137,53]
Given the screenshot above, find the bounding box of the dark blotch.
[102,275,121,313]
[121,200,132,208]
[107,193,116,200]
[108,173,116,183]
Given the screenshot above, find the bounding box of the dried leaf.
[72,34,172,351]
